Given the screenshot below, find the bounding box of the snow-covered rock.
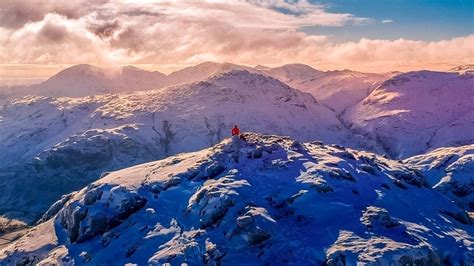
[0,133,472,265]
[406,145,474,212]
[1,70,374,222]
[345,71,474,158]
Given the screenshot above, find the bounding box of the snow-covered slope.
[345,71,474,158]
[1,70,373,222]
[263,65,392,113]
[406,145,474,212]
[1,133,472,265]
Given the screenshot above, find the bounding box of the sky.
[0,0,473,85]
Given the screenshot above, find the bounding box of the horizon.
[0,0,473,85]
[1,60,471,87]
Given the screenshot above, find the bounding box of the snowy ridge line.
[0,133,472,265]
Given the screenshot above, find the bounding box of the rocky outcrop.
[58,184,147,243]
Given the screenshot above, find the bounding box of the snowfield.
[0,133,472,265]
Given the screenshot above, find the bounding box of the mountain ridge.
[1,133,472,265]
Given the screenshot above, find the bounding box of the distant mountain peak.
[254,64,271,70]
[56,64,104,74]
[24,64,168,97]
[449,64,474,74]
[273,63,322,73]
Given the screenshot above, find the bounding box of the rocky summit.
[1,133,472,265]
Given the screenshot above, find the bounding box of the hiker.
[231,125,240,136]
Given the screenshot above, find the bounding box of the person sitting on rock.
[231,125,240,137]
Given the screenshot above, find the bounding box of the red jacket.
[232,127,240,136]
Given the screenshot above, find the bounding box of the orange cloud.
[319,36,474,71]
[0,0,472,80]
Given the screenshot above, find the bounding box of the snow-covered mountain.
[1,133,472,265]
[0,62,255,100]
[345,71,474,158]
[51,63,402,118]
[449,64,474,75]
[263,63,324,83]
[0,64,168,99]
[1,70,375,222]
[262,64,392,113]
[21,64,168,97]
[1,62,392,114]
[406,145,474,212]
[165,62,255,85]
[1,63,473,230]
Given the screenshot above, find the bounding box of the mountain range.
[1,63,472,222]
[0,62,473,264]
[1,70,373,223]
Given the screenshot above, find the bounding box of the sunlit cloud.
[0,0,472,79]
[382,19,394,24]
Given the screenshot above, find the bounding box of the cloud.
[382,19,394,24]
[0,1,100,29]
[0,0,472,76]
[317,35,474,71]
